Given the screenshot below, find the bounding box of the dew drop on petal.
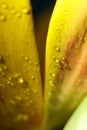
[52,73,56,78]
[2,3,8,9]
[15,13,21,18]
[31,75,34,80]
[15,96,22,101]
[22,8,30,14]
[55,59,59,64]
[10,9,16,14]
[33,88,37,93]
[51,55,56,61]
[49,80,53,84]
[0,14,6,21]
[14,73,25,84]
[8,76,12,81]
[0,83,5,88]
[18,77,24,84]
[9,100,16,105]
[24,56,29,62]
[15,114,29,122]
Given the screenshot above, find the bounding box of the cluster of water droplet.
[0,54,38,124]
[0,2,31,22]
[0,2,43,127]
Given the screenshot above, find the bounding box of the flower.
[0,0,87,130]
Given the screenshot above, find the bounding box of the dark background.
[31,0,56,18]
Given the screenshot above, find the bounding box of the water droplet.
[22,8,30,14]
[52,73,56,78]
[51,55,56,60]
[31,75,34,80]
[55,47,59,51]
[8,76,12,81]
[49,80,53,84]
[33,88,37,93]
[55,46,60,52]
[14,73,20,78]
[75,44,79,49]
[10,82,14,86]
[7,80,11,84]
[59,57,68,70]
[57,37,61,43]
[2,72,5,76]
[2,3,8,9]
[58,95,65,103]
[0,83,5,88]
[3,65,7,71]
[24,56,29,62]
[54,45,60,52]
[0,14,6,21]
[15,114,29,122]
[9,100,16,105]
[25,88,30,93]
[14,73,24,84]
[35,62,38,66]
[18,77,24,84]
[16,13,21,18]
[9,3,13,8]
[48,92,52,96]
[55,59,59,64]
[10,9,16,14]
[15,96,22,101]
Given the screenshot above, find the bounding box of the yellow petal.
[44,0,87,129]
[0,0,43,129]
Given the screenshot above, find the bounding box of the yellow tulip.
[0,0,87,130]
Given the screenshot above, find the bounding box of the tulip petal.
[0,0,43,129]
[44,0,87,129]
